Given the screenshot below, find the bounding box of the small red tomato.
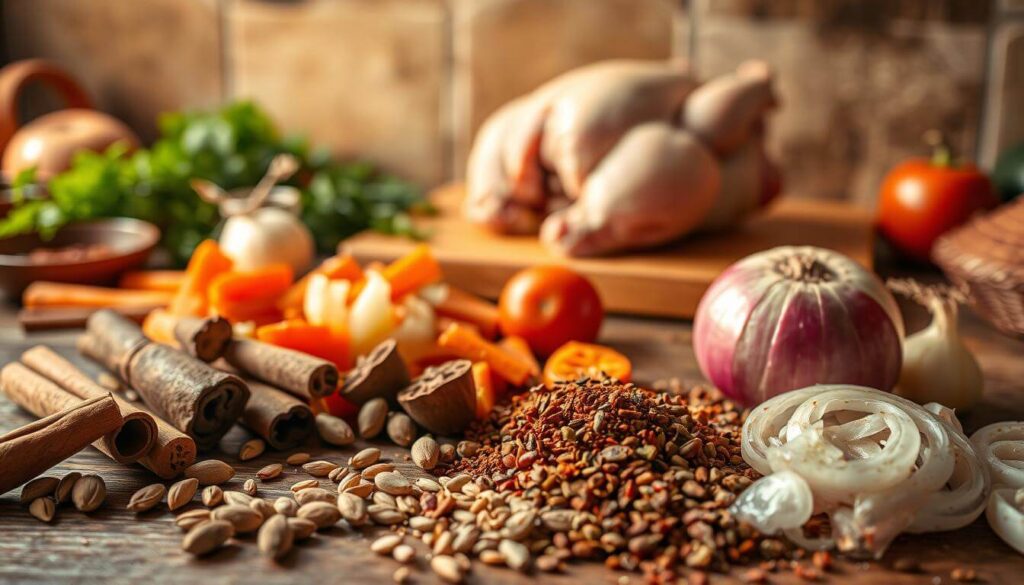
[498,266,603,356]
[877,134,997,263]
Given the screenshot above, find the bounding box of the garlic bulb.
[888,279,983,411]
[219,205,314,275]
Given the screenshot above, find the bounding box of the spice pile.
[427,377,791,581]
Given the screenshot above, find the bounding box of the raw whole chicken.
[465,59,781,256]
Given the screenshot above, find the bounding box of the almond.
[357,398,388,438]
[250,498,276,519]
[315,413,355,446]
[431,555,463,584]
[223,491,254,506]
[257,463,283,481]
[201,485,223,507]
[54,472,81,505]
[303,460,338,477]
[20,477,58,504]
[286,452,311,466]
[290,479,320,493]
[361,463,395,480]
[167,478,199,511]
[243,478,258,496]
[371,534,403,555]
[386,413,416,447]
[296,501,341,529]
[238,438,265,461]
[71,474,105,512]
[375,472,413,496]
[344,481,375,499]
[349,447,381,469]
[411,436,439,470]
[257,514,293,560]
[211,504,264,533]
[274,497,299,517]
[175,509,211,531]
[184,460,235,485]
[337,492,369,526]
[286,517,317,540]
[182,519,234,555]
[127,483,167,512]
[295,487,335,506]
[29,497,55,523]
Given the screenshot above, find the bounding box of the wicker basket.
[933,198,1024,337]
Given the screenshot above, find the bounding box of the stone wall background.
[1,0,1013,207]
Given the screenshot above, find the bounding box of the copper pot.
[0,59,139,181]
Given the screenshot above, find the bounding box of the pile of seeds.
[435,377,792,581]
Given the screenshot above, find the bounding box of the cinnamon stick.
[143,309,232,362]
[79,309,249,451]
[20,345,194,477]
[241,378,314,450]
[223,338,338,401]
[0,393,122,496]
[0,362,150,464]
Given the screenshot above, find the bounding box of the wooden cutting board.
[342,184,875,318]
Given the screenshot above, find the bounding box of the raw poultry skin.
[465,59,780,256]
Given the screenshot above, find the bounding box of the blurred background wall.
[1,0,1018,207]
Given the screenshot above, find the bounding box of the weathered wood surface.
[0,295,1023,584]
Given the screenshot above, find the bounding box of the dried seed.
[386,412,416,447]
[536,555,561,573]
[371,534,403,555]
[223,491,254,507]
[184,460,235,485]
[409,516,435,531]
[297,501,341,529]
[238,438,265,461]
[361,463,395,480]
[201,485,223,507]
[250,498,276,519]
[295,487,335,506]
[303,460,338,477]
[54,472,81,505]
[369,507,405,525]
[328,466,347,482]
[345,481,375,499]
[456,441,479,458]
[445,474,471,493]
[29,497,55,523]
[375,472,413,496]
[349,447,381,469]
[337,492,369,526]
[290,479,319,493]
[501,509,536,541]
[393,566,411,584]
[174,508,211,531]
[439,443,456,463]
[357,398,388,438]
[167,478,199,511]
[20,477,59,504]
[479,549,504,565]
[182,519,234,555]
[286,452,311,466]
[211,504,264,533]
[257,514,293,560]
[287,517,317,540]
[431,555,463,584]
[415,477,441,493]
[500,539,530,571]
[316,413,355,446]
[274,497,299,517]
[393,543,415,563]
[412,436,440,470]
[71,474,105,512]
[127,483,166,512]
[243,478,258,496]
[257,463,283,481]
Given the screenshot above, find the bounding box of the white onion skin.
[693,246,904,405]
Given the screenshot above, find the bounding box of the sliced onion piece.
[731,470,813,534]
[986,488,1024,555]
[971,422,1024,488]
[908,426,989,533]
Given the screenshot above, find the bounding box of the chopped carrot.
[170,240,233,316]
[209,264,293,323]
[435,286,500,339]
[498,335,540,379]
[141,308,179,346]
[437,322,534,386]
[256,318,350,370]
[435,316,481,337]
[382,245,442,300]
[119,270,186,292]
[23,282,173,309]
[472,362,499,419]
[277,254,363,314]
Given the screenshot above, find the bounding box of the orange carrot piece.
[141,308,179,346]
[437,322,533,386]
[23,282,173,309]
[256,318,350,369]
[382,244,442,300]
[277,254,364,313]
[435,316,481,337]
[435,286,500,339]
[498,335,540,378]
[170,240,233,316]
[472,362,498,419]
[208,264,293,323]
[119,270,186,292]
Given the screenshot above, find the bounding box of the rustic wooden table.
[1,281,1023,585]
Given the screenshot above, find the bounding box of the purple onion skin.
[693,247,903,406]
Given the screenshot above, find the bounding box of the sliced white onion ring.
[731,470,813,534]
[971,422,1024,488]
[987,488,1024,555]
[736,384,987,559]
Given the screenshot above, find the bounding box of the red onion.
[693,246,903,405]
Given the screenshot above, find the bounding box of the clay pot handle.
[0,59,93,153]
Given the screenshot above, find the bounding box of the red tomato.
[877,157,996,263]
[498,266,603,356]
